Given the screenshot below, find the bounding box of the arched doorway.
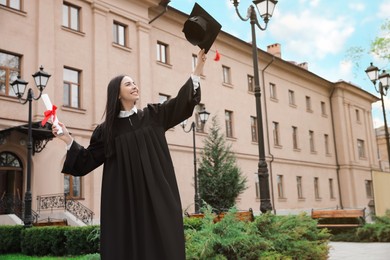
[0,152,23,216]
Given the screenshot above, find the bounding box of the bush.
[183,216,203,231]
[331,212,390,242]
[65,226,100,255]
[185,206,330,259]
[255,212,331,259]
[0,225,24,254]
[21,226,68,256]
[11,225,100,256]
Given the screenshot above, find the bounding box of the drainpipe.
[149,0,170,24]
[261,56,276,214]
[329,85,344,209]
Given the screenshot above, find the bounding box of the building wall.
[0,0,381,224]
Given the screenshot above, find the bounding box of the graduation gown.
[62,78,201,259]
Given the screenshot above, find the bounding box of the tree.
[198,116,247,212]
[346,19,390,75]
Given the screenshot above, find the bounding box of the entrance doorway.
[0,152,23,216]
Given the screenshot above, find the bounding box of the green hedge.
[0,225,99,256]
[0,225,24,254]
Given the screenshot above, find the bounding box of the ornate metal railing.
[0,194,39,223]
[36,193,94,225]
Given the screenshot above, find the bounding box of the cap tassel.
[214,49,221,61]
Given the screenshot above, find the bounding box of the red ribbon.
[214,49,221,61]
[41,105,57,126]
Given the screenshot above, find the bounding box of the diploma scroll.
[41,94,63,136]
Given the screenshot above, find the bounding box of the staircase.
[36,193,94,225]
[0,193,94,226]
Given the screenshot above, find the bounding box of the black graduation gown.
[62,78,201,260]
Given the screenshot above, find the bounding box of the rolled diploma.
[41,94,63,135]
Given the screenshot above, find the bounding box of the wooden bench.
[186,208,254,223]
[33,217,68,227]
[311,208,365,228]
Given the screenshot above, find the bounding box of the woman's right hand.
[52,122,73,146]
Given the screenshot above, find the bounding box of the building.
[0,0,382,225]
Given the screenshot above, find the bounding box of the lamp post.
[366,63,390,167]
[11,66,51,227]
[181,108,210,213]
[231,0,277,213]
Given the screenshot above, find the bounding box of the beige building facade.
[0,0,382,225]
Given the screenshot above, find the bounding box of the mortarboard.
[182,3,222,54]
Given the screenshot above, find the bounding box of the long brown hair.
[101,74,125,157]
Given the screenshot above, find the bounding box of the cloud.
[270,9,355,60]
[348,3,365,12]
[378,1,390,19]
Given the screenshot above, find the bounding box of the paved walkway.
[328,242,390,260]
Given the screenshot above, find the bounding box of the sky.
[169,0,390,128]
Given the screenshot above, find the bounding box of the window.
[62,2,80,31]
[63,67,80,108]
[365,180,373,198]
[292,126,298,149]
[113,21,127,46]
[64,174,82,199]
[273,121,280,146]
[277,175,284,198]
[314,177,320,199]
[222,65,231,84]
[288,90,295,106]
[356,109,361,122]
[329,178,335,199]
[270,83,277,99]
[0,151,22,167]
[321,101,327,116]
[0,51,20,97]
[309,130,315,152]
[250,116,258,142]
[0,0,21,10]
[225,110,233,138]
[297,176,303,199]
[324,134,330,155]
[306,96,312,111]
[158,93,170,104]
[357,139,366,158]
[247,75,254,92]
[157,42,169,64]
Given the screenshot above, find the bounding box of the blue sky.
[170,0,390,127]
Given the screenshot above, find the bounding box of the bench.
[186,208,254,223]
[311,208,365,228]
[33,217,68,227]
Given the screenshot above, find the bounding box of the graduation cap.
[182,3,222,54]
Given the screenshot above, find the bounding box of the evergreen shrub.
[185,206,330,259]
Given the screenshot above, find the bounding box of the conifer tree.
[198,116,247,212]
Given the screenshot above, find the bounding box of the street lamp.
[231,0,277,213]
[366,63,390,167]
[11,66,51,227]
[181,108,210,213]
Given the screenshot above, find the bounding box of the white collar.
[118,106,138,118]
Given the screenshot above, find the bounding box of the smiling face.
[119,76,139,110]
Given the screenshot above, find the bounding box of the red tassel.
[214,49,221,61]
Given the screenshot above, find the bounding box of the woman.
[52,49,207,259]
